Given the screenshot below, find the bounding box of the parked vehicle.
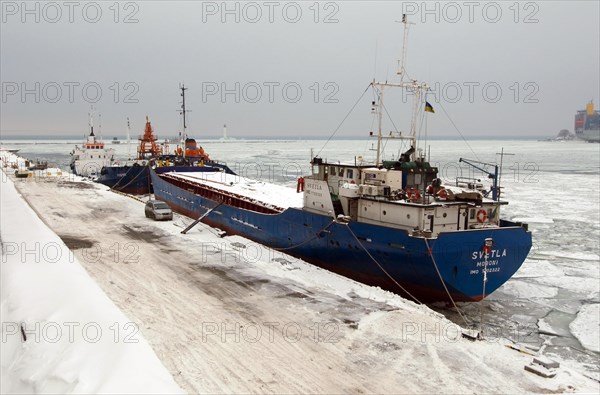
[145,200,173,221]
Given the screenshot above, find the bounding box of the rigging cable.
[315,84,372,158]
[436,100,480,161]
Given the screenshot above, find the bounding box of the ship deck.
[163,171,304,210]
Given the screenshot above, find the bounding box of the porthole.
[407,214,411,219]
[443,213,447,218]
[383,210,387,215]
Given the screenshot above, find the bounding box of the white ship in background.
[69,112,115,177]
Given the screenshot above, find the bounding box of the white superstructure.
[70,113,115,177]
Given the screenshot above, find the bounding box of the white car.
[145,200,173,221]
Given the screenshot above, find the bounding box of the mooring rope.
[344,223,422,305]
[423,238,471,326]
[272,220,336,252]
[111,165,146,191]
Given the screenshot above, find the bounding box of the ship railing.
[454,176,485,191]
[499,219,529,231]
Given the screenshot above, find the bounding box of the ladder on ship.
[181,202,223,234]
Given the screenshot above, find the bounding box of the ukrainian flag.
[425,101,435,113]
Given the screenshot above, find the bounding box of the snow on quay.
[1,153,599,394]
[1,162,183,393]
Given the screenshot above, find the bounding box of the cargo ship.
[149,17,532,302]
[96,87,234,194]
[574,101,600,142]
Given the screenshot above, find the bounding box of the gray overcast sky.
[1,0,599,138]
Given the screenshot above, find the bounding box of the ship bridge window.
[470,209,475,219]
[330,166,336,175]
[338,167,344,176]
[347,169,354,179]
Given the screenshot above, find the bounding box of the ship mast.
[397,13,412,83]
[371,14,424,165]
[88,107,95,136]
[126,117,132,160]
[179,84,189,158]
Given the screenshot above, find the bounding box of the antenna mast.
[179,84,189,158]
[88,106,95,136]
[180,84,189,135]
[371,14,423,164]
[98,113,102,141]
[397,13,413,82]
[126,117,132,160]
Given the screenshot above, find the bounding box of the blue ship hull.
[97,161,235,195]
[97,165,151,195]
[150,169,532,302]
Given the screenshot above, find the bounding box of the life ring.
[436,188,448,200]
[407,187,420,202]
[476,209,488,223]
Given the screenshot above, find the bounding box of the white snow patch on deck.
[167,170,304,209]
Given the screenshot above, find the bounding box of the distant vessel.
[70,112,115,177]
[150,16,532,302]
[111,137,121,144]
[574,101,600,142]
[96,86,234,194]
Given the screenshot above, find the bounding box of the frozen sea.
[3,136,599,376]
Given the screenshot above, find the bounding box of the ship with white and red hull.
[69,112,115,178]
[149,18,532,302]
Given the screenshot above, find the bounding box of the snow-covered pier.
[1,153,598,394]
